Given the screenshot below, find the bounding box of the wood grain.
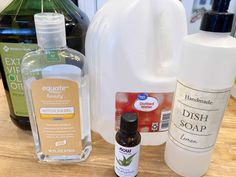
[0,81,235,177]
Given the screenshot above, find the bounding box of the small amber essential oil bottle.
[114,113,141,177]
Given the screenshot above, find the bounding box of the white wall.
[79,0,108,20]
[96,0,107,9]
[79,0,97,20]
[79,0,236,32]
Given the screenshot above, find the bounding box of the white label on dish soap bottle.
[169,80,231,153]
[115,142,140,177]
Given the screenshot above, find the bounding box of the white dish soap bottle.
[165,0,236,176]
[86,0,187,145]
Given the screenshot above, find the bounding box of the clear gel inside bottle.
[21,13,91,163]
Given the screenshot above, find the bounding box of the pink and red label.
[115,92,174,132]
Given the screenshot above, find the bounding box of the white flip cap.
[34,13,66,49]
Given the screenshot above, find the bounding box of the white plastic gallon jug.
[86,0,187,145]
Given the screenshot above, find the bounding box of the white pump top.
[34,13,66,49]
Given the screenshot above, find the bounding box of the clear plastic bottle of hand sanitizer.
[21,13,91,163]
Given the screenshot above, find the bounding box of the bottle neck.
[2,0,79,15]
[116,130,141,147]
[21,0,65,13]
[40,46,67,51]
[119,130,138,138]
[37,34,67,49]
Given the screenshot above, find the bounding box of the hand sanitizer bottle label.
[31,78,82,156]
[169,80,231,152]
[115,142,140,177]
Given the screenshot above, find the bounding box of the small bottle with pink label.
[21,13,91,163]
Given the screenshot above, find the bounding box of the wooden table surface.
[0,81,235,177]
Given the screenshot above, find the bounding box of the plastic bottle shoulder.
[21,47,87,79]
[184,31,236,48]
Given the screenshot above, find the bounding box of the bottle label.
[0,43,38,117]
[115,142,140,177]
[116,92,174,132]
[169,80,231,153]
[31,79,82,156]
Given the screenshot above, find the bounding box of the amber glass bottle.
[0,0,89,130]
[115,113,141,177]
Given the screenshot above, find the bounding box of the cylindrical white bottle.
[165,0,236,176]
